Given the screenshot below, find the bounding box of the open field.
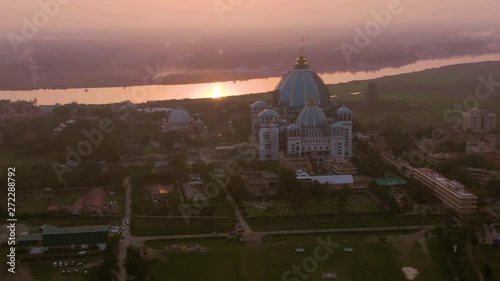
[144,233,444,281]
[247,215,441,232]
[173,202,235,217]
[130,217,238,236]
[26,257,102,281]
[327,61,500,127]
[13,185,125,216]
[18,214,121,228]
[245,202,383,217]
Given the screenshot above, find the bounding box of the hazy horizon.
[2,0,500,39]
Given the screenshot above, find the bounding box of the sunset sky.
[1,0,499,37]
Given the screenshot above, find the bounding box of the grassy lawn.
[247,215,441,231]
[245,203,383,217]
[471,245,500,280]
[131,217,238,236]
[15,186,124,216]
[18,214,120,227]
[0,148,51,167]
[173,202,235,217]
[145,233,442,281]
[28,258,101,281]
[425,237,454,280]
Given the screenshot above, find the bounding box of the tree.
[483,264,493,280]
[366,82,378,103]
[339,186,352,203]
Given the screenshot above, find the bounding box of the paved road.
[127,225,440,245]
[134,215,235,219]
[116,177,132,281]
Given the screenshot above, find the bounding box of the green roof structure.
[30,224,57,232]
[374,178,408,186]
[19,225,109,248]
[18,234,42,247]
[42,225,109,235]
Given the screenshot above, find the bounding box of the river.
[1,53,500,105]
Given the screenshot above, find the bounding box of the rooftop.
[310,175,354,185]
[414,168,477,198]
[42,225,110,235]
[18,234,43,242]
[375,178,408,186]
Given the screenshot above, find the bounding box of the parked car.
[52,262,58,268]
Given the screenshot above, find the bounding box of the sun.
[211,86,223,99]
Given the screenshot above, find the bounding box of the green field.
[130,217,238,236]
[18,214,120,227]
[27,258,101,281]
[245,203,383,217]
[247,215,441,231]
[144,233,445,281]
[326,61,500,127]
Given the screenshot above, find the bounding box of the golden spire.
[308,97,316,106]
[294,53,309,69]
[294,36,309,69]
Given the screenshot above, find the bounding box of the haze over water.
[2,53,500,105]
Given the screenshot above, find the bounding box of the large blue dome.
[275,54,329,108]
[295,98,327,128]
[168,106,191,124]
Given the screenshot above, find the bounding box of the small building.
[154,160,168,169]
[182,174,204,200]
[149,184,173,203]
[353,176,372,189]
[243,170,278,196]
[466,141,497,155]
[309,174,354,190]
[323,156,357,175]
[463,109,496,133]
[72,188,108,215]
[187,147,201,161]
[279,153,313,174]
[215,145,236,159]
[426,153,462,166]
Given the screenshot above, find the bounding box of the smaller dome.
[336,106,352,115]
[259,109,280,118]
[251,100,268,110]
[330,122,345,129]
[295,98,327,128]
[168,106,191,124]
[287,123,302,131]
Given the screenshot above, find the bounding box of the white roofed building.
[413,168,477,214]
